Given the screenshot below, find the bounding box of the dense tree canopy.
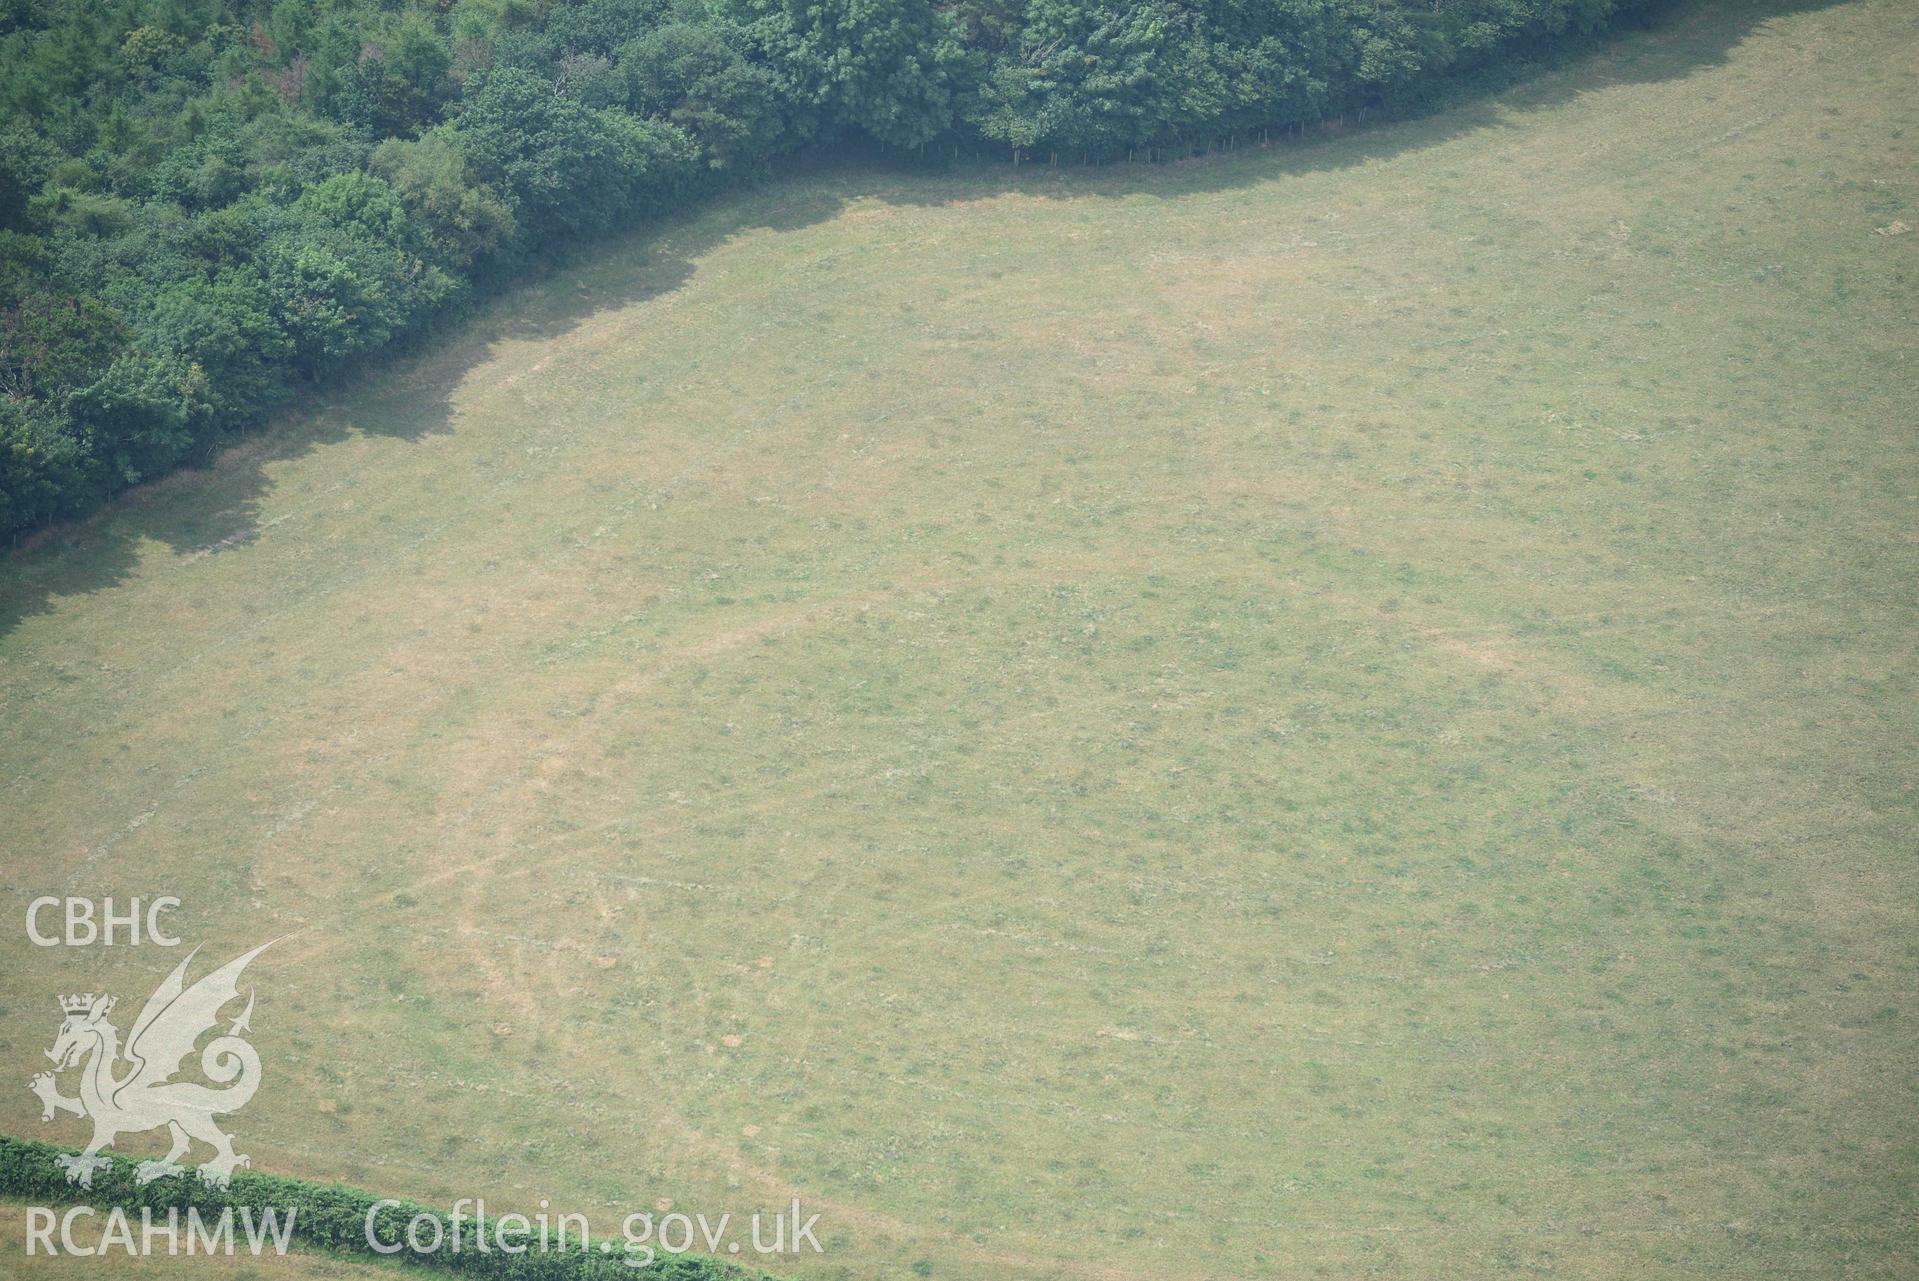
[0,0,1655,539]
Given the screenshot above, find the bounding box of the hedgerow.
[0,1135,772,1280]
[0,0,1665,540]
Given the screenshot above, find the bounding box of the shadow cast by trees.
[0,0,1846,641]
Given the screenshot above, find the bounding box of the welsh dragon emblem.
[27,941,275,1189]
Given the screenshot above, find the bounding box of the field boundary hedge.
[0,0,1669,542]
[0,1135,775,1279]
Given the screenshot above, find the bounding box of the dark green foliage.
[618,21,782,168]
[0,1135,770,1279]
[0,398,92,535]
[720,0,957,148]
[969,0,1223,157]
[0,0,1660,540]
[0,127,62,230]
[452,67,701,235]
[368,132,517,269]
[0,232,124,402]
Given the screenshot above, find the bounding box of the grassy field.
[3,1,1916,1278]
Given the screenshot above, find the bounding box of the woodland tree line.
[1,0,1653,539]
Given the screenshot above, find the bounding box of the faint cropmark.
[28,941,277,1190]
